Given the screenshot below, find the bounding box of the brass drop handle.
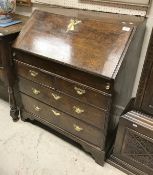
[51,109,61,116]
[73,124,83,132]
[105,83,110,90]
[34,105,41,112]
[29,70,38,77]
[32,88,40,95]
[73,106,84,114]
[74,87,86,95]
[51,93,61,100]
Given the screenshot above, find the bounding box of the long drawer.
[21,93,104,148]
[14,51,113,93]
[15,60,111,110]
[18,77,107,130]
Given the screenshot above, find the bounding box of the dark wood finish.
[108,111,153,175]
[11,9,145,165]
[21,109,106,165]
[56,77,111,109]
[14,53,113,93]
[18,77,108,129]
[13,11,134,79]
[21,93,105,148]
[141,67,153,114]
[108,28,153,174]
[0,14,28,83]
[0,14,28,119]
[15,60,55,89]
[0,68,4,82]
[0,82,8,101]
[15,60,111,110]
[135,29,153,116]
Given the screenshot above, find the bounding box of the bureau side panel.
[111,21,146,128]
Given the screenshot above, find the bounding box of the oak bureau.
[10,9,146,165]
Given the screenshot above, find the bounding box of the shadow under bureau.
[10,9,145,165]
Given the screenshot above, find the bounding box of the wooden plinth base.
[107,155,148,175]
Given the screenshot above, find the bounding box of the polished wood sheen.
[11,9,146,166]
[15,60,111,110]
[18,77,108,129]
[14,54,113,93]
[21,93,105,148]
[13,10,133,79]
[15,60,55,89]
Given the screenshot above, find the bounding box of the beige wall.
[16,1,153,97]
[32,0,150,5]
[30,0,148,16]
[133,0,153,95]
[16,1,148,16]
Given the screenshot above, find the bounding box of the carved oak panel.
[122,129,153,169]
[112,111,153,175]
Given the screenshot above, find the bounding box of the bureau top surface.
[0,14,28,36]
[13,10,135,79]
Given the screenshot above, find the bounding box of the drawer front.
[18,77,107,130]
[0,58,2,67]
[15,60,55,89]
[56,77,111,110]
[113,114,153,175]
[21,93,104,148]
[15,60,111,110]
[14,51,112,93]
